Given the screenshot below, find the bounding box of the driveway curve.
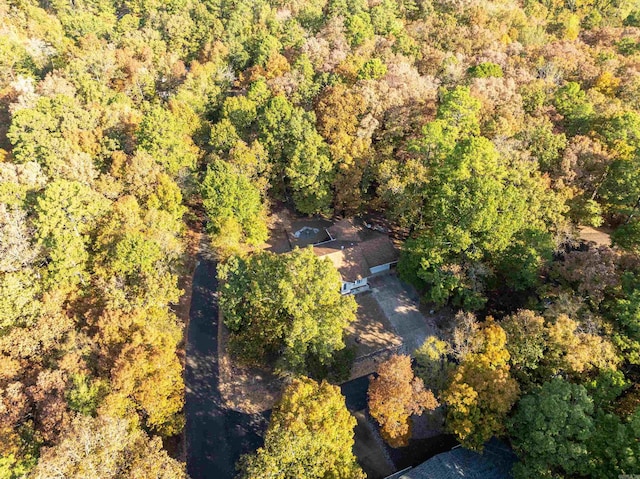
[184,254,269,479]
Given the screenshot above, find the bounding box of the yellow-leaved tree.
[442,318,520,450]
[237,377,365,479]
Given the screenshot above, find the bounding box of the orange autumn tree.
[368,354,438,447]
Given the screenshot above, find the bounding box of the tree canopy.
[237,377,365,479]
[399,133,563,309]
[219,248,357,374]
[368,354,438,447]
[201,159,268,247]
[2,0,640,475]
[442,319,520,450]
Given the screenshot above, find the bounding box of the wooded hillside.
[1,0,640,477]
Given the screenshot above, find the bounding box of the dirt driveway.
[368,275,439,355]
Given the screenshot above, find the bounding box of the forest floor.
[218,320,284,413]
[579,225,612,246]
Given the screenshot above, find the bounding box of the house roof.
[328,218,363,242]
[391,439,516,479]
[359,235,398,269]
[313,223,399,282]
[314,242,371,282]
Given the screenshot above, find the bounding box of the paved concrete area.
[369,275,438,355]
[346,292,403,379]
[347,293,402,356]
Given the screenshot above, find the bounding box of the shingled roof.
[312,219,399,282]
[359,235,398,269]
[391,439,516,479]
[328,218,363,242]
[313,242,371,282]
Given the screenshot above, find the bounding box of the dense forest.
[1,0,640,477]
